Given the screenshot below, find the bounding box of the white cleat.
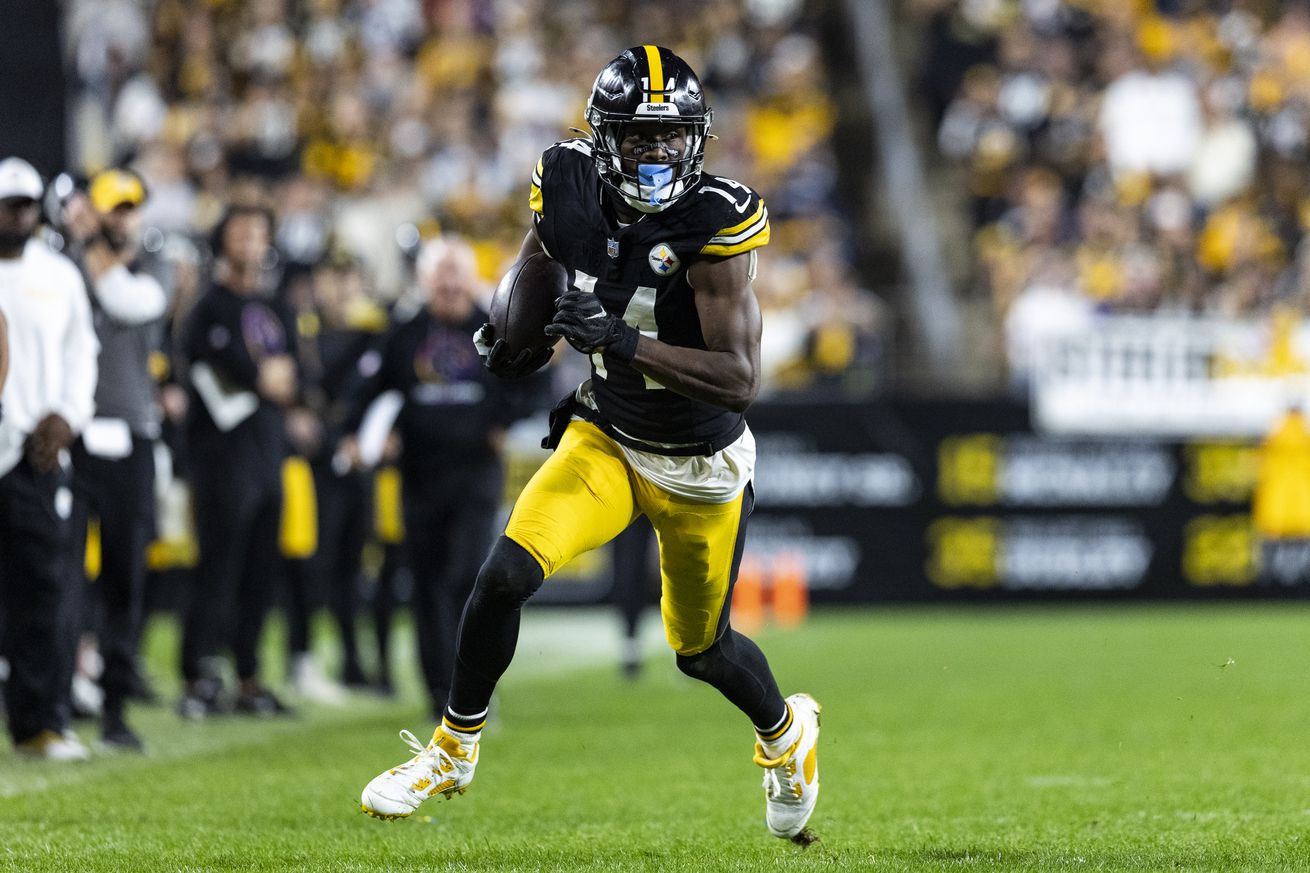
[290,654,347,706]
[755,693,821,840]
[14,729,91,762]
[360,728,479,820]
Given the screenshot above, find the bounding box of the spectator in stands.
[0,157,99,760]
[1098,19,1202,179]
[927,0,1310,376]
[67,2,853,395]
[179,204,296,719]
[61,168,169,751]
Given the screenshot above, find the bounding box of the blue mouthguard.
[637,164,675,205]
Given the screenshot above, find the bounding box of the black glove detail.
[475,324,552,378]
[485,338,552,378]
[543,290,640,361]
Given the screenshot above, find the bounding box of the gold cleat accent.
[360,803,410,822]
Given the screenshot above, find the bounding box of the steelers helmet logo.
[648,243,680,276]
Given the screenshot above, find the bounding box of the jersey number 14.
[572,269,664,390]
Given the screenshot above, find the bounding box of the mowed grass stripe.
[3,605,1309,872]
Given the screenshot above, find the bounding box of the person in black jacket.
[340,236,539,718]
[178,204,297,718]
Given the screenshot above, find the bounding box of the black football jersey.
[530,138,770,450]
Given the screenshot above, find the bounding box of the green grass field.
[3,604,1309,872]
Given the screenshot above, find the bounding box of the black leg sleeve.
[446,535,544,716]
[430,498,497,714]
[676,628,788,732]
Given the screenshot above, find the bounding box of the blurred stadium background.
[7,0,1308,604]
[5,0,1310,869]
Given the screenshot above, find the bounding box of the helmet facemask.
[585,106,713,214]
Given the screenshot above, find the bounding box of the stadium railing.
[1031,314,1310,437]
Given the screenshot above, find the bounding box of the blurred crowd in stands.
[0,0,882,759]
[66,0,883,392]
[913,0,1310,378]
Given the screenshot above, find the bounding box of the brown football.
[489,251,568,354]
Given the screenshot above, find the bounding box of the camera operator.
[0,157,99,760]
[59,168,168,751]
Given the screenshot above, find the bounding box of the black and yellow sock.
[755,702,793,743]
[442,706,487,735]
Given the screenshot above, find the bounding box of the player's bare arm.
[626,253,761,412]
[517,226,545,261]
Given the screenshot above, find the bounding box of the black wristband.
[607,323,640,362]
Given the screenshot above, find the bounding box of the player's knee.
[675,640,722,683]
[474,536,545,605]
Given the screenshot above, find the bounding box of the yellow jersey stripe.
[700,220,770,257]
[712,200,766,239]
[530,156,545,214]
[707,208,769,246]
[643,45,664,102]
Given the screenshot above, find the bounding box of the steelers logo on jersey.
[648,243,681,277]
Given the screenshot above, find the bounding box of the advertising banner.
[505,398,1308,604]
[746,399,1300,602]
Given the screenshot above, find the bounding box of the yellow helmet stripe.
[643,44,664,103]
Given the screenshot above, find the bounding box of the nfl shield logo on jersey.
[648,243,680,276]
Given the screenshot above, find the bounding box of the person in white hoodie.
[0,157,99,760]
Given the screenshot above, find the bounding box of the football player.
[361,46,821,841]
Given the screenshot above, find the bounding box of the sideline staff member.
[0,157,100,760]
[179,204,296,718]
[341,237,536,718]
[62,168,169,750]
